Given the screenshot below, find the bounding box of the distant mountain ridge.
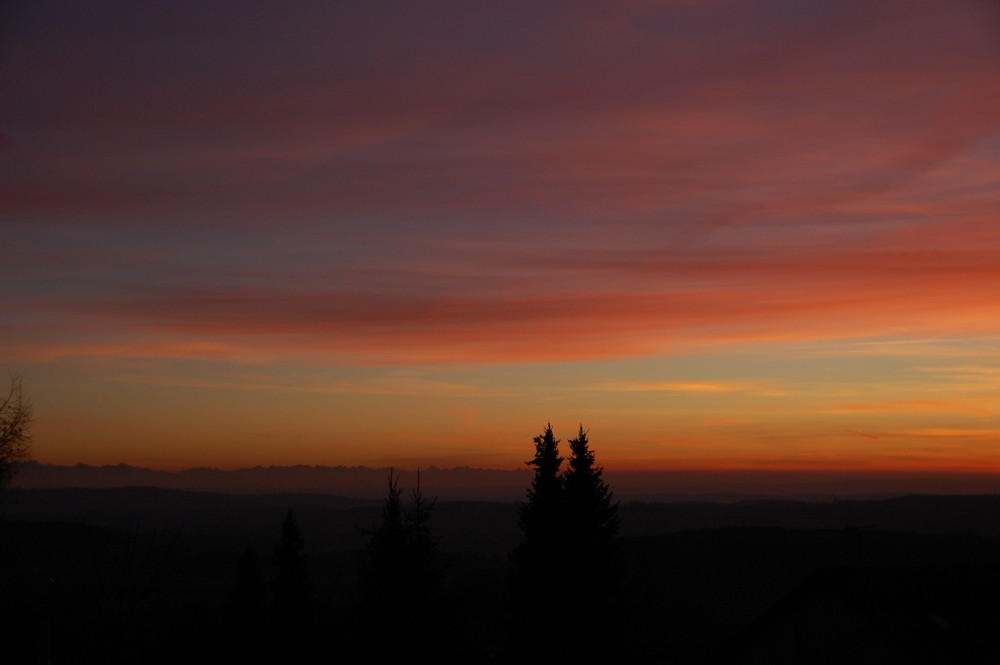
[8,486,1000,543]
[11,460,532,500]
[13,460,1000,501]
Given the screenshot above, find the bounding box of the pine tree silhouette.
[358,469,441,662]
[510,423,565,587]
[507,423,567,659]
[229,545,266,662]
[232,545,266,617]
[564,425,620,578]
[507,423,623,662]
[404,469,440,601]
[362,469,440,603]
[271,510,310,619]
[563,425,622,659]
[361,469,407,605]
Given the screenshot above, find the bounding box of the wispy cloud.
[832,400,992,417]
[106,370,478,398]
[583,380,777,394]
[6,0,1000,469]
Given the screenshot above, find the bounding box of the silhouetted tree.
[232,545,266,618]
[564,425,620,576]
[563,425,622,657]
[361,469,408,604]
[507,423,566,660]
[507,424,624,661]
[358,469,441,661]
[0,374,32,489]
[271,510,310,619]
[229,545,267,662]
[404,469,440,600]
[361,469,441,602]
[510,423,565,589]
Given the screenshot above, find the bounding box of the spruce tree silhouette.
[563,425,622,660]
[361,469,407,605]
[229,545,266,662]
[404,469,440,600]
[507,423,566,660]
[510,423,565,586]
[506,424,623,662]
[564,425,620,581]
[271,510,310,619]
[358,469,441,662]
[232,545,266,618]
[362,469,441,604]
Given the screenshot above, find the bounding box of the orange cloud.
[6,0,1000,472]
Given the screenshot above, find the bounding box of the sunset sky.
[4,0,1000,474]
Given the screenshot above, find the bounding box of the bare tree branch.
[1,373,33,486]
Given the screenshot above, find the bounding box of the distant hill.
[6,487,1000,665]
[0,486,520,554]
[6,487,1000,551]
[14,460,1000,501]
[11,461,532,500]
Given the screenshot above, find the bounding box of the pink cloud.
[4,0,1000,367]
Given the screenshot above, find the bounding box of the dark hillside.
[4,489,1000,663]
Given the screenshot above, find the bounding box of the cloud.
[104,370,477,397]
[4,0,1000,368]
[8,230,1000,365]
[833,400,992,417]
[900,428,1000,440]
[584,380,773,394]
[447,405,480,424]
[4,0,999,222]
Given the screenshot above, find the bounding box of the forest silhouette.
[4,424,1000,663]
[508,424,622,662]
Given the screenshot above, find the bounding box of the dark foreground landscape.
[4,488,1000,664]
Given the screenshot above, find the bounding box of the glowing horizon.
[4,0,1000,476]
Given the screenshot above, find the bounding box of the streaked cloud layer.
[4,0,1000,473]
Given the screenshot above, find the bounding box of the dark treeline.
[5,424,1000,663]
[507,423,622,662]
